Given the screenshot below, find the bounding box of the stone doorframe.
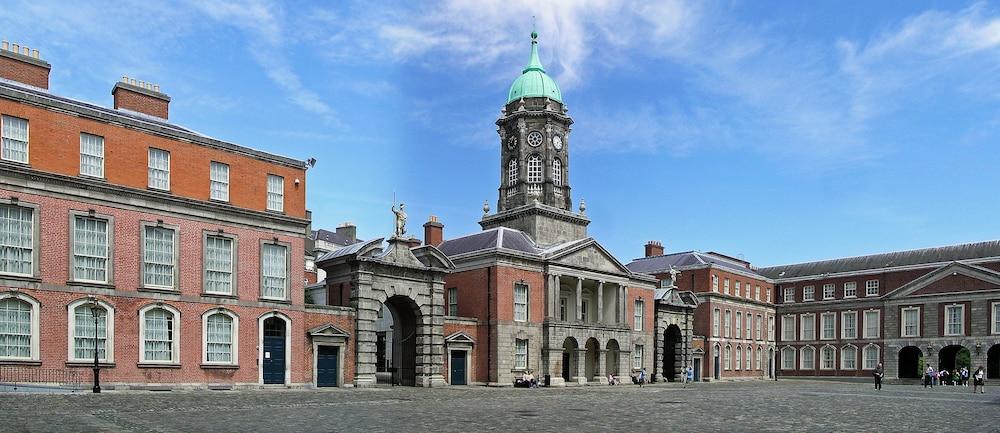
[308,324,350,388]
[445,332,475,385]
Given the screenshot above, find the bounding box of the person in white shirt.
[973,366,985,394]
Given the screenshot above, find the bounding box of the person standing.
[924,365,935,388]
[973,366,985,394]
[874,363,884,390]
[638,368,646,388]
[686,366,694,385]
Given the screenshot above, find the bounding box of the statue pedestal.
[389,236,422,249]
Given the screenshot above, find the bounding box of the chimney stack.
[423,215,444,247]
[0,40,51,89]
[335,222,357,244]
[112,75,170,119]
[644,240,664,258]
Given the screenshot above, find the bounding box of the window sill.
[0,360,41,366]
[66,281,115,290]
[0,159,29,167]
[66,361,115,368]
[201,363,239,370]
[80,174,107,182]
[259,297,291,305]
[0,273,41,283]
[137,287,180,295]
[202,292,239,300]
[209,198,231,205]
[137,363,181,369]
[844,296,857,299]
[147,187,172,194]
[266,209,286,215]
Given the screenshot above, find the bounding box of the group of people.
[922,365,986,393]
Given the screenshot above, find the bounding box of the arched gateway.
[316,236,455,387]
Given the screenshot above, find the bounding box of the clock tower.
[480,31,590,246]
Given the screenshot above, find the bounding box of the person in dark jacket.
[873,363,884,390]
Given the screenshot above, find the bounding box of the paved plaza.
[0,380,997,432]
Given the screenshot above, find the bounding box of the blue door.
[450,351,467,385]
[263,318,286,385]
[317,346,339,387]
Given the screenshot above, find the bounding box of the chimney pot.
[113,74,170,119]
[0,40,51,89]
[31,49,38,59]
[1,41,7,51]
[423,216,444,247]
[644,240,664,258]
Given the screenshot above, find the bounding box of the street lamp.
[88,297,102,394]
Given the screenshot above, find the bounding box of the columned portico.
[549,272,628,326]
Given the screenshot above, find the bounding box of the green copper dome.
[507,32,563,103]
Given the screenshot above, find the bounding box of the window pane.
[0,298,31,358]
[210,162,230,201]
[0,204,33,275]
[205,236,234,294]
[144,226,175,288]
[148,148,170,190]
[266,175,284,211]
[73,305,107,361]
[1,116,28,163]
[143,308,174,362]
[73,216,109,282]
[206,313,233,363]
[262,244,288,298]
[514,284,528,322]
[526,156,542,194]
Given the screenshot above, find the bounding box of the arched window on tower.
[527,155,542,194]
[552,158,563,188]
[506,159,518,197]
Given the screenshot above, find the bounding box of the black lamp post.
[88,298,101,393]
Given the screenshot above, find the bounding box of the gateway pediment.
[548,240,631,275]
[887,261,1000,299]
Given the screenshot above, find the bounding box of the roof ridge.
[760,239,1000,270]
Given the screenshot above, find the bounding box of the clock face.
[552,135,563,150]
[527,131,544,147]
[507,136,518,150]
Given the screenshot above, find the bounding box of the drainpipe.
[486,266,493,385]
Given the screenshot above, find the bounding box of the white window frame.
[862,344,880,370]
[260,241,290,301]
[944,304,965,337]
[138,303,180,364]
[633,299,644,331]
[800,346,815,370]
[514,338,528,369]
[0,292,40,361]
[724,345,731,370]
[745,346,751,370]
[513,282,528,322]
[724,278,730,295]
[266,174,284,212]
[712,308,720,337]
[766,287,772,303]
[820,345,835,370]
[147,148,170,191]
[841,311,857,339]
[993,302,1000,335]
[843,281,857,298]
[755,314,762,340]
[506,159,518,197]
[755,285,760,301]
[69,212,114,285]
[724,310,731,338]
[735,312,742,339]
[0,201,39,278]
[802,286,814,302]
[447,287,458,316]
[552,158,562,187]
[203,232,237,296]
[1,115,29,163]
[735,345,742,370]
[633,344,644,370]
[66,298,115,363]
[865,280,879,297]
[781,346,795,370]
[79,133,104,178]
[781,315,796,342]
[141,222,179,290]
[840,344,857,370]
[712,275,719,292]
[900,306,920,338]
[755,347,762,370]
[863,310,880,339]
[800,313,815,341]
[783,287,794,303]
[745,312,752,339]
[526,154,542,194]
[210,161,230,202]
[820,312,836,340]
[735,281,741,298]
[768,315,775,341]
[822,283,835,300]
[202,308,239,366]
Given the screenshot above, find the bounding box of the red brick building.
[0,42,354,389]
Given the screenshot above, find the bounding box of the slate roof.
[438,227,539,257]
[758,240,1000,280]
[626,251,759,276]
[311,229,363,247]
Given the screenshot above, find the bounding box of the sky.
[3,0,1000,267]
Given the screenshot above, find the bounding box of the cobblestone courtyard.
[0,380,998,432]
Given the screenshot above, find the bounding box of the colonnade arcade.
[545,272,629,325]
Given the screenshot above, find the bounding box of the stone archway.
[383,295,421,386]
[562,337,579,383]
[584,338,600,383]
[987,344,1000,379]
[663,325,681,382]
[937,344,970,375]
[898,346,923,379]
[606,339,620,378]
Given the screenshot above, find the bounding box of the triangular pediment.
[547,239,631,275]
[887,261,1000,299]
[445,331,475,344]
[307,323,351,338]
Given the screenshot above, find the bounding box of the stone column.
[620,286,628,325]
[546,347,566,387]
[575,348,587,384]
[546,274,555,319]
[576,277,583,322]
[597,281,604,324]
[351,273,378,387]
[597,349,608,383]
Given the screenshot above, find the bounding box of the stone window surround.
[843,281,857,298]
[0,291,40,362]
[863,309,881,339]
[67,209,115,287]
[819,345,836,370]
[201,307,239,366]
[66,297,115,364]
[259,239,292,302]
[139,220,181,292]
[799,345,815,370]
[202,230,239,297]
[862,344,880,370]
[0,198,40,279]
[841,310,858,339]
[723,344,731,370]
[992,301,1000,335]
[735,311,742,339]
[943,303,965,337]
[724,310,732,338]
[900,306,920,338]
[820,312,836,340]
[780,345,795,370]
[840,344,858,370]
[712,308,720,337]
[802,285,814,302]
[799,313,815,341]
[138,302,181,366]
[781,314,796,342]
[734,344,742,370]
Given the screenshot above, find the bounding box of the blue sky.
[3,0,1000,266]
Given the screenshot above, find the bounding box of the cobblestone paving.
[0,380,998,432]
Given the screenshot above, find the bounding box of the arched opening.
[376,295,421,386]
[584,338,599,382]
[937,344,970,374]
[605,339,620,379]
[768,348,774,378]
[898,346,923,379]
[261,315,288,384]
[987,344,1000,379]
[713,344,721,380]
[562,337,579,383]
[663,325,681,382]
